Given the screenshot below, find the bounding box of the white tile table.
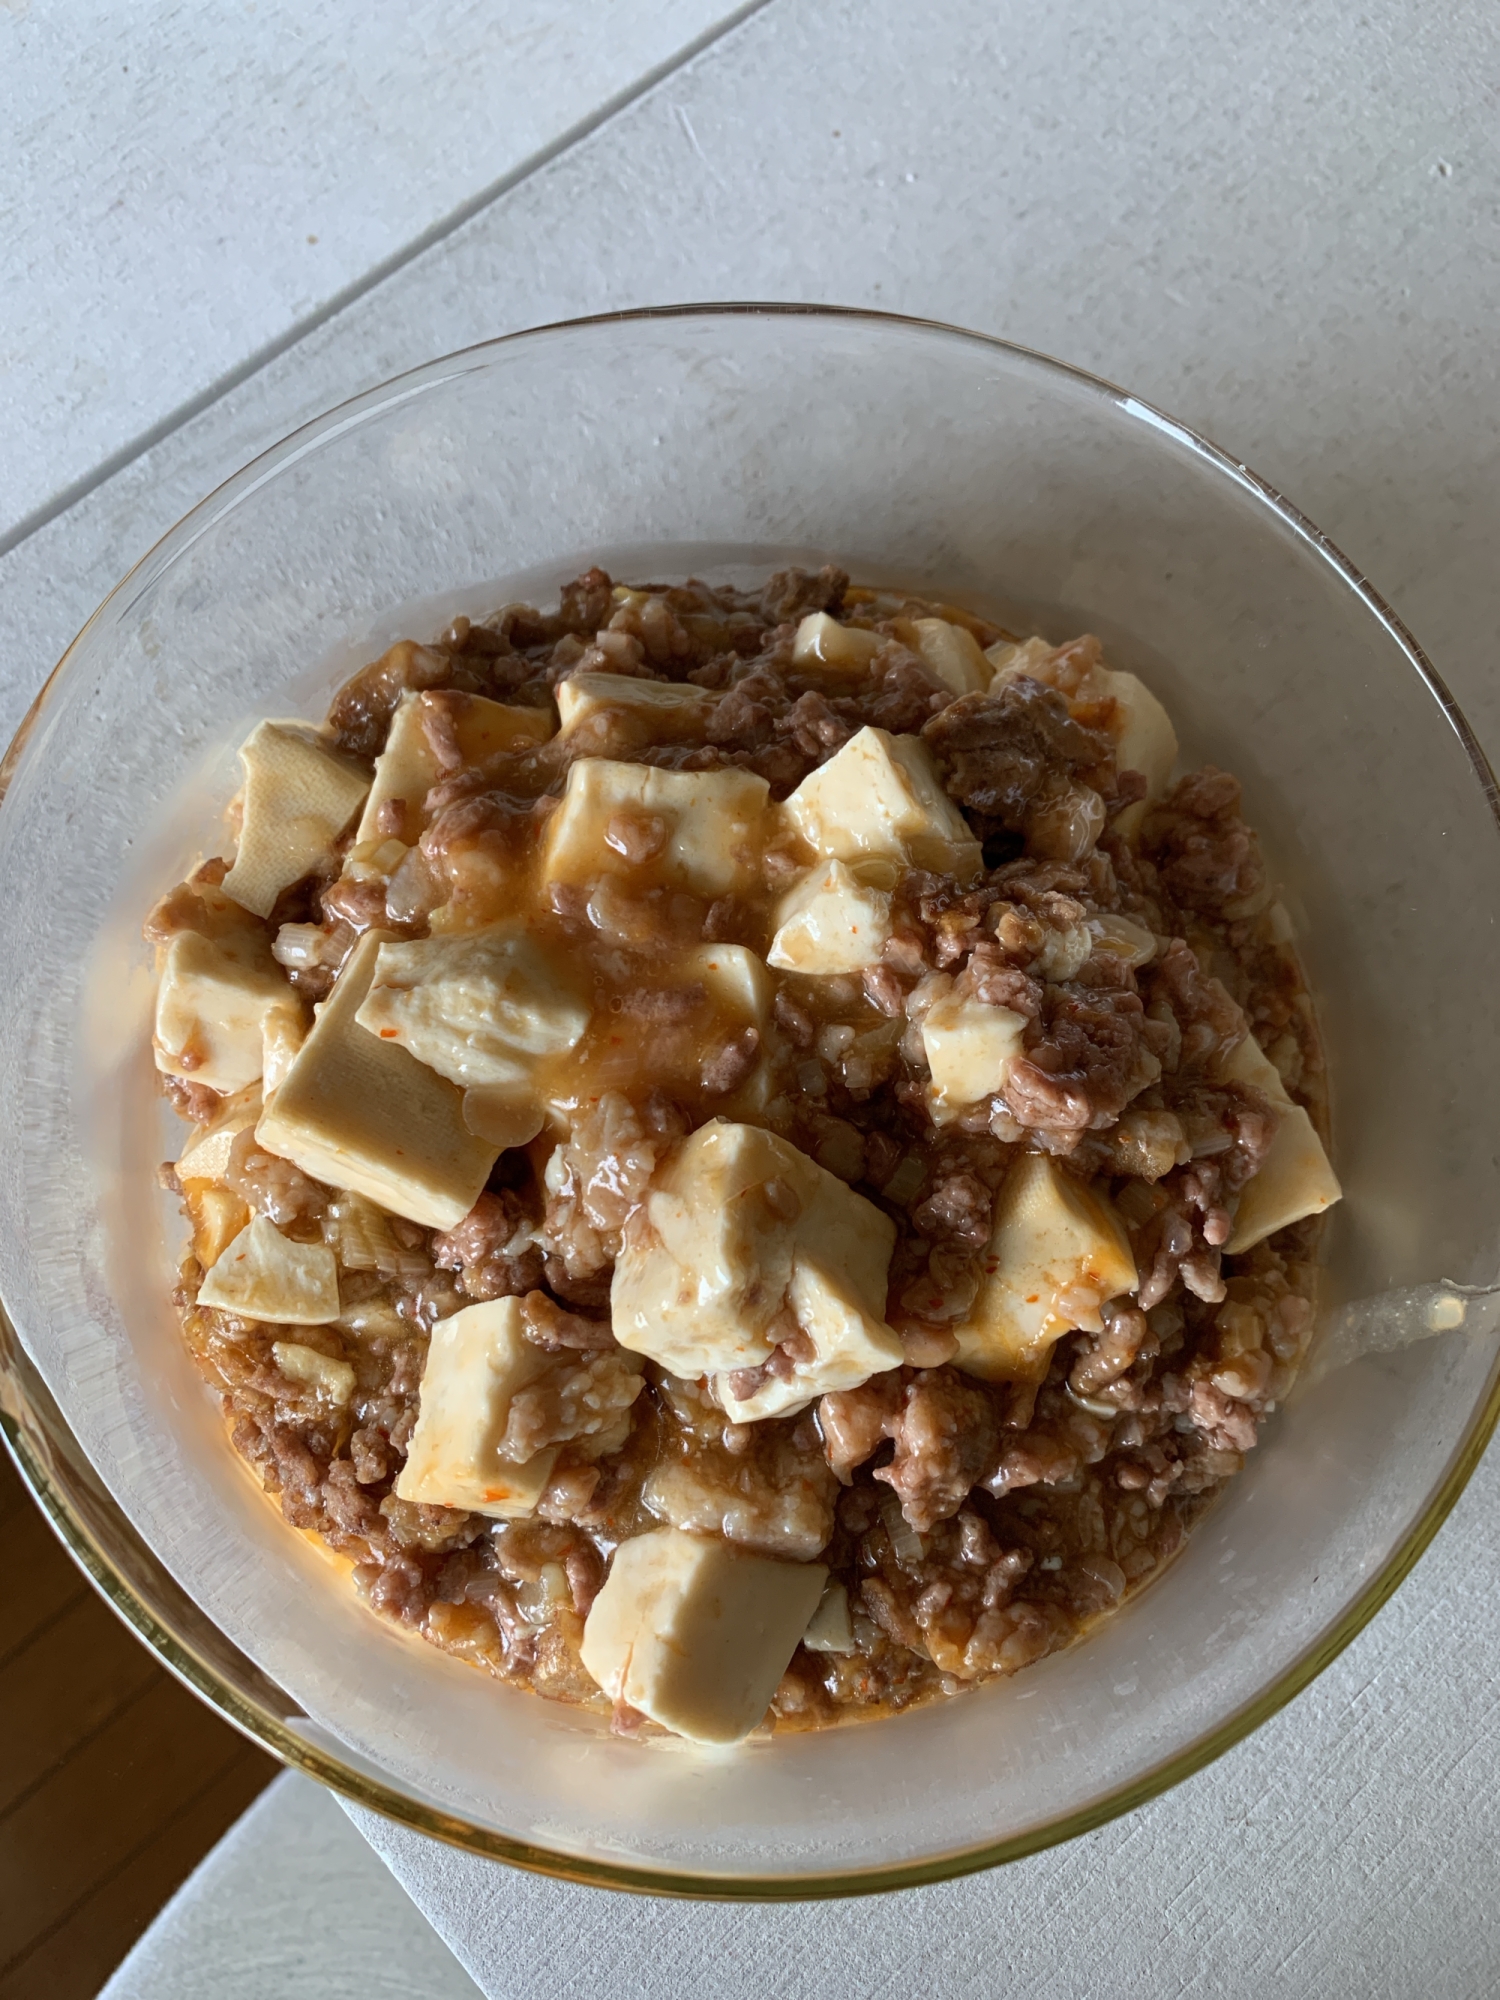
[9,0,1500,1992]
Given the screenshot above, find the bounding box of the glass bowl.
[3,306,1499,1899]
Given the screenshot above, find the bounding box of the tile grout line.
[0,0,779,568]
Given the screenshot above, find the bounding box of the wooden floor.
[0,1446,276,1998]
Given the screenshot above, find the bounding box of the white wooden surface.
[11,1,1500,1992]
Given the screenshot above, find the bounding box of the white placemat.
[100,1772,481,2000]
[343,1433,1500,1997]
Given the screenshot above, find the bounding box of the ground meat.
[699,1026,761,1096]
[431,1191,545,1301]
[758,564,848,623]
[222,1128,328,1226]
[922,678,1117,832]
[159,567,1330,1740]
[818,1368,999,1535]
[876,1370,1001,1533]
[327,639,451,760]
[912,1170,994,1248]
[1142,767,1268,921]
[779,689,852,760]
[160,1073,223,1123]
[517,1291,617,1352]
[999,983,1157,1145]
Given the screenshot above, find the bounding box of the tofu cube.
[1225,1105,1342,1253]
[1219,1033,1342,1253]
[1111,670,1178,802]
[396,1295,645,1517]
[541,760,770,901]
[784,727,982,884]
[611,1121,901,1417]
[256,929,499,1228]
[920,991,1028,1115]
[350,691,552,867]
[579,1528,827,1744]
[262,1006,306,1097]
[183,1186,251,1271]
[715,1252,905,1424]
[908,618,991,695]
[1088,911,1159,969]
[684,942,775,1027]
[984,635,1055,681]
[1218,1027,1292,1107]
[272,1341,355,1405]
[954,1154,1137,1381]
[175,1083,263,1183]
[395,1298,560,1518]
[802,1579,856,1654]
[460,1089,548,1152]
[354,925,592,1089]
[555,672,720,750]
[222,721,371,917]
[154,929,298,1094]
[791,612,882,674]
[611,1122,799,1374]
[767,859,893,974]
[197,1214,341,1324]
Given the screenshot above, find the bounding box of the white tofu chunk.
[350,691,552,868]
[1225,1105,1342,1253]
[611,1122,799,1374]
[154,929,298,1093]
[272,1341,355,1404]
[354,924,591,1089]
[261,1006,306,1097]
[984,635,1055,681]
[555,671,720,748]
[716,1254,905,1423]
[611,1121,901,1417]
[803,1579,856,1654]
[256,930,498,1228]
[954,1154,1137,1381]
[1218,1027,1292,1107]
[395,1297,559,1518]
[197,1214,340,1324]
[920,991,1028,1114]
[683,941,775,1025]
[396,1296,645,1517]
[461,1088,548,1151]
[184,1186,251,1272]
[767,860,893,974]
[908,617,991,695]
[1112,672,1177,796]
[175,1083,262,1183]
[222,721,370,917]
[542,759,770,900]
[1089,911,1159,969]
[784,727,982,884]
[579,1528,827,1744]
[1219,1032,1342,1253]
[791,612,882,674]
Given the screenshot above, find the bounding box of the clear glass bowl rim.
[3,301,1499,1901]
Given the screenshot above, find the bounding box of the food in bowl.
[148,566,1340,1745]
